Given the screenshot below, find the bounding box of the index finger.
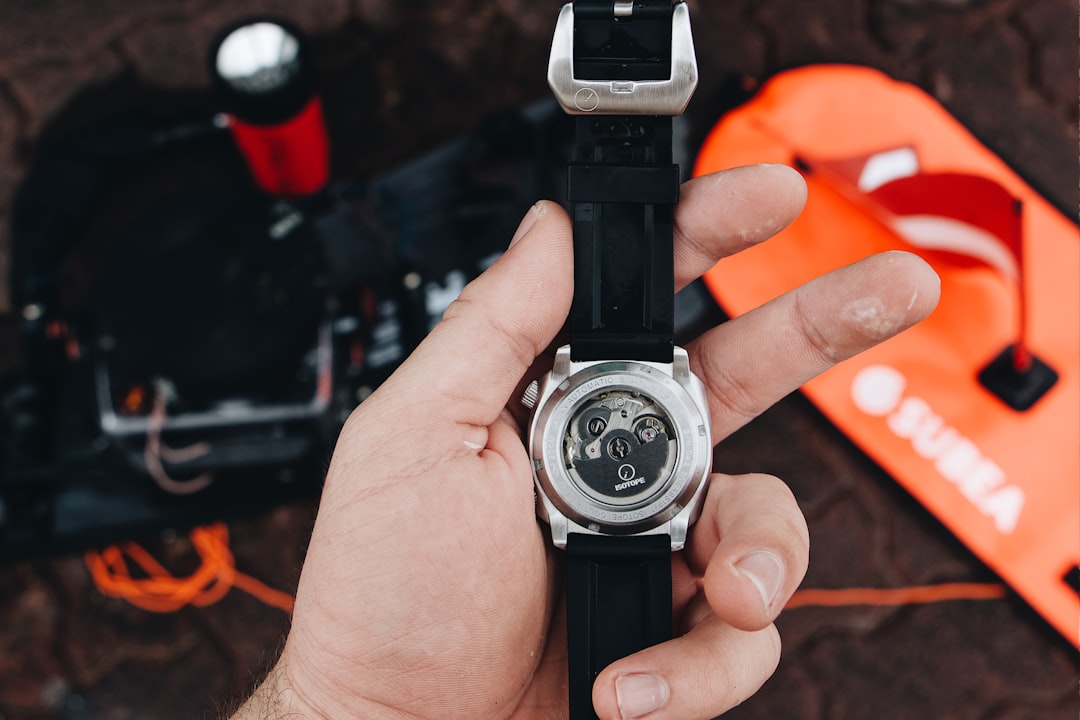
[674,164,808,290]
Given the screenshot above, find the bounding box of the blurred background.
[0,0,1076,718]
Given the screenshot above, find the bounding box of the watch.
[522,3,711,719]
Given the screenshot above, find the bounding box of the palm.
[285,402,563,720]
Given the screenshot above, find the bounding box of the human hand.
[231,164,940,720]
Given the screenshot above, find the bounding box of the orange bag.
[694,65,1079,646]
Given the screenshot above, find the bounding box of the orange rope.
[786,582,1007,610]
[85,524,1005,617]
[84,523,294,614]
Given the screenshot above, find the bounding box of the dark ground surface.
[0,0,1078,718]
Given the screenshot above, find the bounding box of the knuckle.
[790,288,844,365]
[696,349,769,426]
[696,623,782,713]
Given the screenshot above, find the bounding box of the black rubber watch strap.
[566,1,680,364]
[566,533,673,720]
[568,114,678,364]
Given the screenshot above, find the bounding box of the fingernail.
[615,673,670,719]
[508,201,545,249]
[734,550,786,613]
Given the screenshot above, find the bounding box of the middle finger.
[688,250,940,444]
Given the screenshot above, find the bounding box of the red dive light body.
[225,97,329,197]
[211,18,330,197]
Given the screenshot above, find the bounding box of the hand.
[231,164,940,720]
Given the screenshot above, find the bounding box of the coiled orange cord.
[84,523,294,614]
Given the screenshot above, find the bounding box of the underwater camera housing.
[0,92,563,558]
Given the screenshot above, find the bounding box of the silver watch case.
[526,346,712,551]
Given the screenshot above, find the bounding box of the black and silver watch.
[522,3,711,718]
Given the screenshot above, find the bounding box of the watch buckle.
[547,2,698,116]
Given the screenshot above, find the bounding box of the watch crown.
[520,379,540,410]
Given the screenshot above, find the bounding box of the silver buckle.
[547,2,698,116]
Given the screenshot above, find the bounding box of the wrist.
[235,646,414,720]
[228,659,324,720]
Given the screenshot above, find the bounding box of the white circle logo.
[617,464,636,481]
[851,365,907,417]
[574,87,600,112]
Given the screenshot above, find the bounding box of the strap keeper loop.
[567,163,681,205]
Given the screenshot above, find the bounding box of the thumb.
[386,200,573,427]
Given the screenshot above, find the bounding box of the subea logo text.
[851,365,1024,534]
